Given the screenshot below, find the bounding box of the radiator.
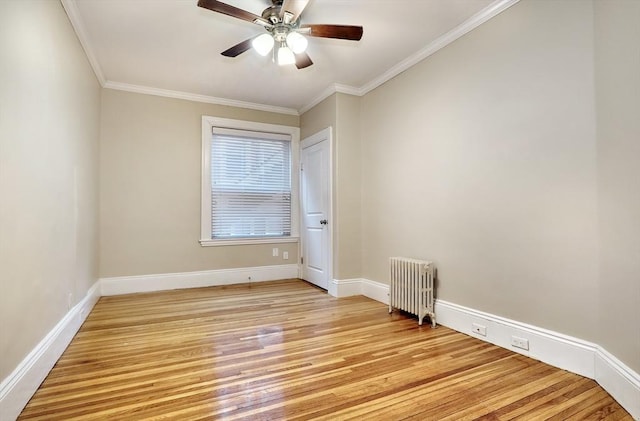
[389,257,436,327]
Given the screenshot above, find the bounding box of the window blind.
[210,128,291,239]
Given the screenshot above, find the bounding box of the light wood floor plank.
[19,280,632,420]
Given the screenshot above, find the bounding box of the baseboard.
[347,278,639,420]
[434,299,597,378]
[329,278,363,298]
[437,298,639,418]
[100,264,300,296]
[595,347,640,419]
[330,278,390,304]
[360,279,390,304]
[0,281,100,421]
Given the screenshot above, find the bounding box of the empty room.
[1,0,638,419]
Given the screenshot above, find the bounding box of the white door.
[300,128,331,290]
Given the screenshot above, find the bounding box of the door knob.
[320,219,328,225]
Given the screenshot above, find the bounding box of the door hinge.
[301,257,304,264]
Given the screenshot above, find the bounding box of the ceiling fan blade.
[221,38,254,57]
[198,0,272,27]
[300,24,363,41]
[294,52,313,69]
[280,0,309,23]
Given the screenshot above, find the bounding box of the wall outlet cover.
[472,323,487,336]
[511,336,530,350]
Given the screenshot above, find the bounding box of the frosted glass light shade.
[252,33,274,56]
[277,46,295,66]
[286,32,308,54]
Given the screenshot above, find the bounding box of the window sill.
[199,237,299,247]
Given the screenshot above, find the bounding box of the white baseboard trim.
[330,278,389,304]
[100,264,300,296]
[361,279,390,305]
[342,278,639,420]
[0,281,100,421]
[330,278,362,298]
[595,347,640,419]
[434,299,597,378]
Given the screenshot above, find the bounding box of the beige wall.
[300,94,336,140]
[360,0,601,343]
[99,89,299,277]
[300,93,362,280]
[0,0,101,380]
[594,0,640,373]
[335,94,362,279]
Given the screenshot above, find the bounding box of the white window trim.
[200,116,300,247]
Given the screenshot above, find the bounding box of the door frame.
[299,126,334,292]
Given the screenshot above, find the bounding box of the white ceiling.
[64,0,515,114]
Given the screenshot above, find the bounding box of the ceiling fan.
[197,0,363,69]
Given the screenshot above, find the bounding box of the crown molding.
[63,0,518,117]
[298,84,338,114]
[60,0,105,85]
[334,83,362,97]
[297,82,365,115]
[103,81,299,116]
[62,0,298,116]
[357,0,520,97]
[299,0,520,114]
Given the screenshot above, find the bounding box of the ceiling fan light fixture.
[252,33,275,56]
[286,31,308,54]
[277,44,296,66]
[198,0,363,69]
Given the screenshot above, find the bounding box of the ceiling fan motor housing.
[260,4,300,41]
[261,6,280,24]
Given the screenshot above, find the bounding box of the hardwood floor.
[19,280,631,420]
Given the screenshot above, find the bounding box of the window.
[211,129,291,238]
[201,116,299,246]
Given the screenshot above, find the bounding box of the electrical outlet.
[472,323,487,336]
[272,248,279,257]
[283,251,289,260]
[511,336,529,350]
